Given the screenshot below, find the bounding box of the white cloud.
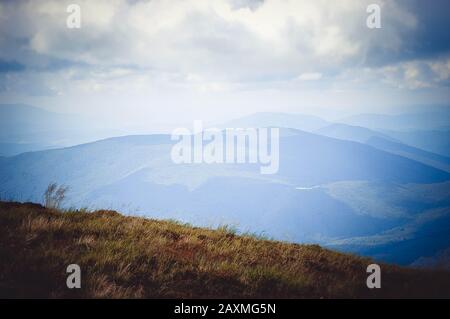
[0,0,421,79]
[297,72,322,81]
[1,0,449,122]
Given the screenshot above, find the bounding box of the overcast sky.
[0,0,449,129]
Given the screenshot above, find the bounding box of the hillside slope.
[1,201,450,298]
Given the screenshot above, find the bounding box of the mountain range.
[1,105,450,265]
[1,105,450,266]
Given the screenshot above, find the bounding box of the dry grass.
[1,201,450,299]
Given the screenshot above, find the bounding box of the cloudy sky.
[0,0,449,129]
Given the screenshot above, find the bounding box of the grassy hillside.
[1,201,450,298]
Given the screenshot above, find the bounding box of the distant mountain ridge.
[315,123,450,172]
[1,128,449,265]
[219,112,330,132]
[366,136,450,172]
[382,129,450,157]
[339,111,450,131]
[316,123,398,144]
[0,104,123,156]
[1,106,450,265]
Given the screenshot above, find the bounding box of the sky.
[0,0,450,130]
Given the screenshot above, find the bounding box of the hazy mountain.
[314,123,450,171]
[366,136,450,172]
[219,112,330,132]
[1,129,449,264]
[382,129,450,157]
[318,112,450,159]
[325,181,450,265]
[339,111,450,131]
[0,142,58,157]
[0,104,124,155]
[0,103,82,137]
[1,129,448,199]
[275,130,449,185]
[316,123,397,144]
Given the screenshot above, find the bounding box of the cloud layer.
[0,0,449,122]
